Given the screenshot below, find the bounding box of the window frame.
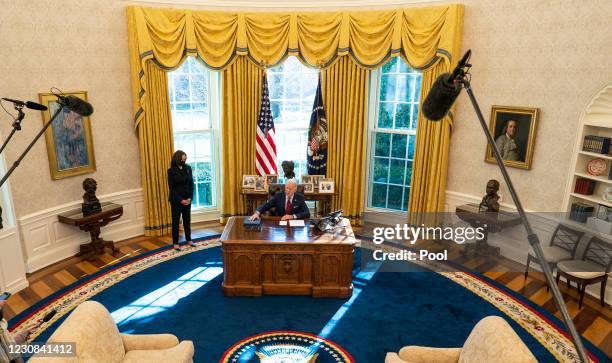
[168,58,222,213]
[364,61,420,216]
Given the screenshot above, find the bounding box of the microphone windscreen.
[422,73,462,121]
[25,101,48,111]
[61,96,94,117]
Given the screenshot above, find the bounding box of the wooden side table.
[456,203,521,257]
[58,202,124,260]
[241,189,336,217]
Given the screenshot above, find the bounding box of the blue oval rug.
[9,237,608,362]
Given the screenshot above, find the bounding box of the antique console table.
[58,202,124,260]
[221,216,356,298]
[241,189,336,217]
[455,203,521,257]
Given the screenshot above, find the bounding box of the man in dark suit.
[249,179,310,221]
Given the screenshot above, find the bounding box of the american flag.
[255,74,278,176]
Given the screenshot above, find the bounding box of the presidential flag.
[307,76,328,175]
[255,74,278,176]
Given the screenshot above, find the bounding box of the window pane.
[373,157,389,183]
[402,187,410,211]
[410,104,419,130]
[407,136,415,160]
[396,74,409,101]
[379,75,396,102]
[191,74,206,102]
[374,133,391,157]
[398,58,410,73]
[194,133,211,158]
[175,75,190,102]
[387,185,404,210]
[371,183,387,208]
[395,103,411,130]
[389,159,405,185]
[390,134,407,159]
[404,161,413,186]
[378,102,394,129]
[381,57,397,74]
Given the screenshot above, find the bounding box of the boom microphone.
[422,49,471,121]
[1,98,48,111]
[57,95,94,117]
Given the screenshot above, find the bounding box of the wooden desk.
[241,189,336,217]
[456,203,521,257]
[221,216,356,298]
[58,202,123,260]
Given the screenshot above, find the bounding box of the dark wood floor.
[3,222,611,357]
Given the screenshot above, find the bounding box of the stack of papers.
[279,220,305,227]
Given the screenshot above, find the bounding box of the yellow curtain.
[220,57,263,220]
[137,61,175,236]
[323,57,369,225]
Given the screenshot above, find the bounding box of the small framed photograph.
[318,179,334,193]
[265,174,278,186]
[254,176,267,191]
[485,105,539,170]
[310,175,325,187]
[302,183,314,193]
[242,175,257,189]
[301,175,312,184]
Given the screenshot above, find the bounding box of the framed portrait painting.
[39,91,96,179]
[485,105,539,170]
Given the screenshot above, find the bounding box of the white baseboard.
[18,189,145,273]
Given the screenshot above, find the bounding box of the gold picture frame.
[39,91,96,179]
[485,105,539,170]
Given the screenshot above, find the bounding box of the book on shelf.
[569,202,595,223]
[582,135,611,154]
[574,177,596,195]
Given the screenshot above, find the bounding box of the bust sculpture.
[281,160,295,180]
[82,178,102,215]
[479,179,500,213]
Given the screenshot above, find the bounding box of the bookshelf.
[564,83,612,227]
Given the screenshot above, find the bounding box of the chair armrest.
[385,352,413,363]
[122,340,194,363]
[121,333,179,351]
[398,346,461,363]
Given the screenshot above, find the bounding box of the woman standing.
[167,150,196,250]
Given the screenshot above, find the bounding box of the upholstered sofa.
[385,316,537,363]
[29,301,194,363]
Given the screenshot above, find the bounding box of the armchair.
[29,301,194,363]
[385,316,536,363]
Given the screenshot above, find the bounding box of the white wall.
[447,0,612,212]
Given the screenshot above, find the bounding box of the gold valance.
[128,5,462,69]
[127,4,463,126]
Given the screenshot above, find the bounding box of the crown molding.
[123,0,447,10]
